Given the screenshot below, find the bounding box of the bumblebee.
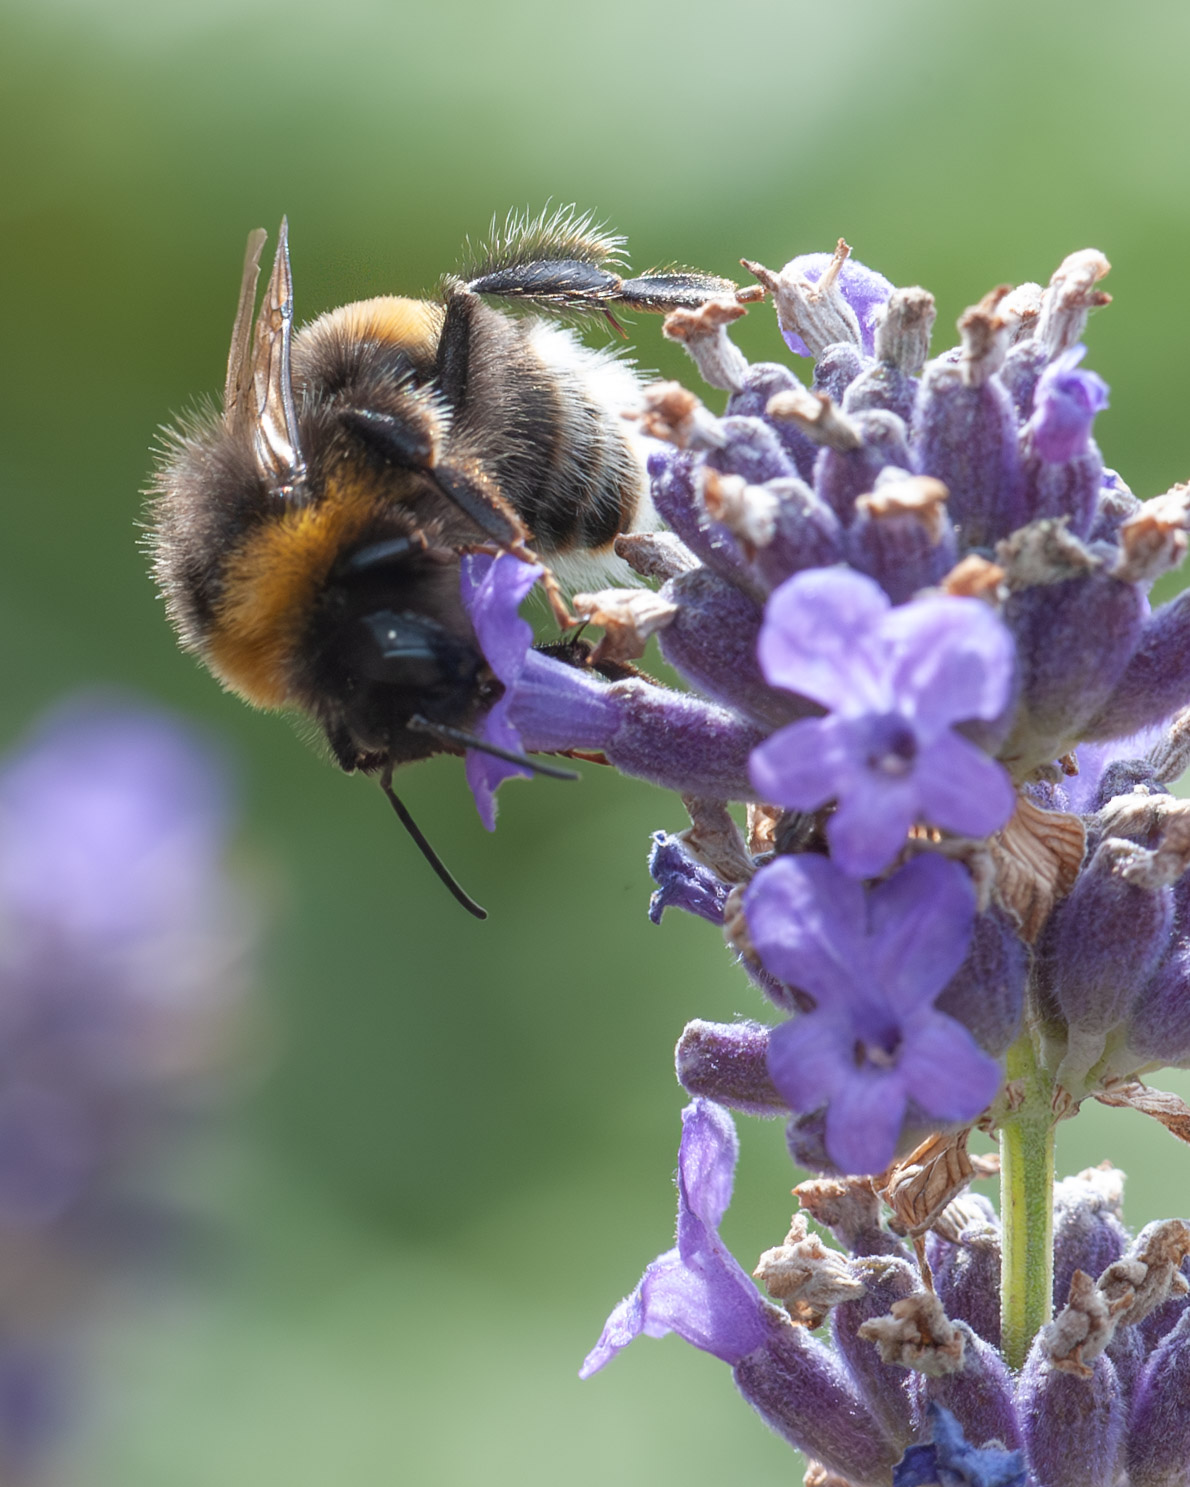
[149,207,735,913]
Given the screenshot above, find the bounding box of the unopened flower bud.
[662,297,750,392]
[1000,567,1146,773]
[674,1019,787,1116]
[1035,249,1112,358]
[927,1212,1002,1349]
[832,1256,922,1451]
[1052,1166,1130,1311]
[1085,587,1190,744]
[927,1324,1022,1456]
[1049,837,1174,1083]
[733,1311,900,1485]
[934,907,1027,1059]
[1126,1310,1190,1487]
[725,363,819,476]
[847,474,957,603]
[911,351,1023,548]
[1018,1349,1124,1487]
[810,409,914,528]
[658,567,810,730]
[647,447,759,597]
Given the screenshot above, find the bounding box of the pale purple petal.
[459,552,542,684]
[580,1100,768,1377]
[765,1011,848,1114]
[883,597,1017,733]
[824,1067,909,1176]
[579,1255,674,1376]
[676,1098,739,1232]
[758,569,891,712]
[464,696,531,832]
[748,717,845,810]
[506,651,621,752]
[826,778,919,878]
[743,856,867,1003]
[915,733,1017,838]
[867,855,978,1013]
[896,1014,1002,1123]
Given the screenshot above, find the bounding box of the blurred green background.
[4,0,1190,1480]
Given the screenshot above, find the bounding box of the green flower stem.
[999,1030,1056,1371]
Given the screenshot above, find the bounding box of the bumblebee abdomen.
[451,310,648,561]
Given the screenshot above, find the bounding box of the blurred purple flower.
[749,568,1017,876]
[0,695,250,1474]
[744,854,1001,1174]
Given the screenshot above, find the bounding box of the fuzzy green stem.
[999,1031,1056,1371]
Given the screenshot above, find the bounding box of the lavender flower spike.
[750,568,1017,877]
[580,1098,770,1375]
[744,854,1002,1174]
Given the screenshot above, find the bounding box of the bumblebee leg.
[611,270,742,313]
[459,261,739,317]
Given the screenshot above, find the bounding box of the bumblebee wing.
[246,219,307,497]
[223,227,267,427]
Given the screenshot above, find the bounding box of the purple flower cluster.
[450,238,1190,1484]
[584,1099,1190,1487]
[0,697,251,1477]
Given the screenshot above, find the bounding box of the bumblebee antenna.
[378,767,487,920]
[407,716,580,780]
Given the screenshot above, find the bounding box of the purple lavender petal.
[883,597,1017,733]
[464,696,531,832]
[580,1100,768,1377]
[766,1011,850,1114]
[750,856,985,1173]
[742,855,868,1004]
[827,775,920,878]
[780,254,895,359]
[895,1014,1002,1123]
[758,568,891,712]
[506,650,621,751]
[753,572,1015,874]
[748,716,847,812]
[867,856,977,1012]
[913,733,1017,839]
[825,1067,909,1176]
[459,552,542,684]
[676,1097,739,1229]
[1027,344,1109,464]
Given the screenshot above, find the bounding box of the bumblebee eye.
[350,609,482,695]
